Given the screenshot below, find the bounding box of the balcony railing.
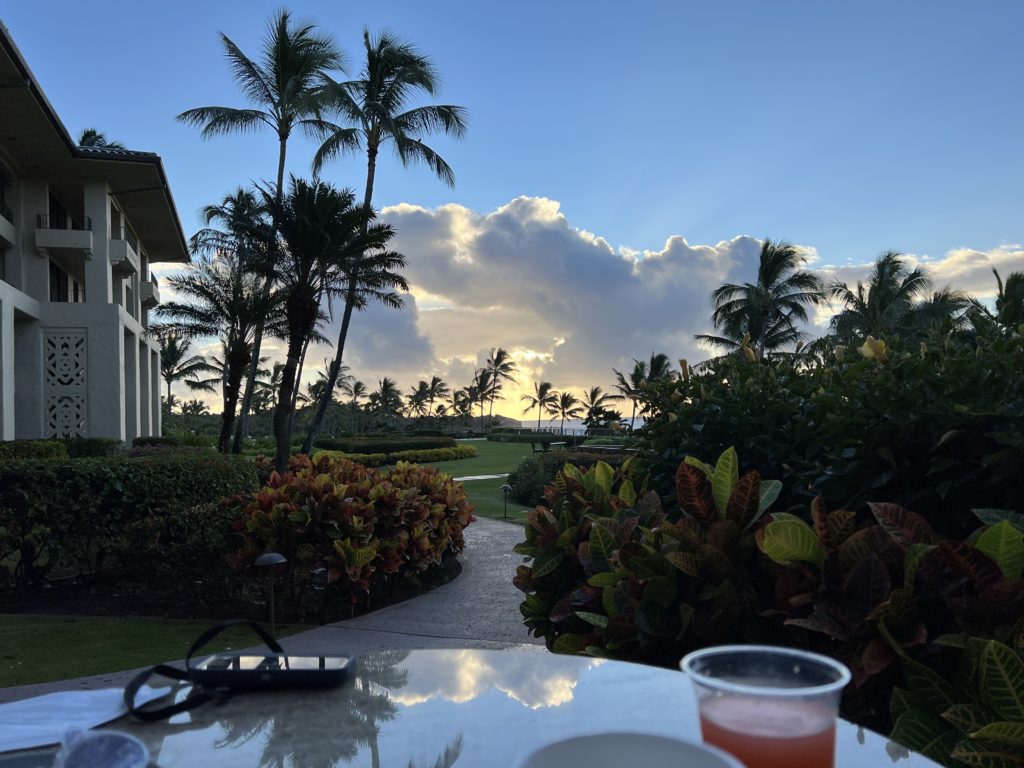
[111,226,139,253]
[0,201,12,224]
[37,213,92,231]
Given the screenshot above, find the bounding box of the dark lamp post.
[254,552,287,636]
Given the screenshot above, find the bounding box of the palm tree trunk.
[232,135,288,454]
[630,400,637,433]
[302,278,358,453]
[273,334,303,473]
[218,343,249,454]
[536,406,541,432]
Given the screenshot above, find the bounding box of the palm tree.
[264,177,365,471]
[696,239,824,358]
[179,10,344,454]
[468,368,494,428]
[180,399,211,416]
[521,381,557,432]
[158,334,216,403]
[547,390,583,434]
[993,269,1024,328]
[612,360,646,431]
[580,386,623,430]
[828,251,935,341]
[486,347,518,420]
[368,377,403,425]
[154,251,277,452]
[407,380,430,419]
[340,378,368,433]
[299,214,408,454]
[424,375,450,425]
[306,30,466,445]
[77,128,125,149]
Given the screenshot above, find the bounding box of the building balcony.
[109,234,139,275]
[140,277,160,308]
[35,214,93,258]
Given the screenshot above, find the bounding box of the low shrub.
[486,432,586,447]
[0,448,259,589]
[225,456,474,620]
[581,436,634,447]
[169,432,218,448]
[313,436,456,454]
[637,335,1024,538]
[507,451,636,506]
[513,447,1024,743]
[132,435,179,448]
[60,437,123,457]
[0,440,68,461]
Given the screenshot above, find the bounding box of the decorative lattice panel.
[44,331,87,437]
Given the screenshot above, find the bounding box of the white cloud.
[155,198,1024,415]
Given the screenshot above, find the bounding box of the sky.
[4,1,1023,417]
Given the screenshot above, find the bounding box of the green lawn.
[460,476,533,524]
[426,439,533,476]
[0,615,306,688]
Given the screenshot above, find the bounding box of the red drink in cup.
[682,646,851,768]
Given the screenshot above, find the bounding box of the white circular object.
[517,732,745,768]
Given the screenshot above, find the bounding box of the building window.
[49,260,69,302]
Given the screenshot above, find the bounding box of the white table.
[0,648,943,767]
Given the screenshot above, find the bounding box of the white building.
[0,24,188,442]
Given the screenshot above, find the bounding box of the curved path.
[0,518,542,704]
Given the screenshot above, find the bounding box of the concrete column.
[138,338,150,436]
[85,307,125,440]
[83,182,112,305]
[19,180,49,302]
[13,316,42,439]
[123,330,139,441]
[151,348,161,436]
[0,296,10,440]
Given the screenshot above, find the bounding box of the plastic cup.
[681,645,851,768]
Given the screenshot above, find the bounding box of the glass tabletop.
[1,647,941,767]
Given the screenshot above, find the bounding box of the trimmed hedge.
[0,448,259,589]
[225,456,475,619]
[507,450,637,505]
[0,440,68,461]
[132,435,179,448]
[313,445,477,468]
[486,432,587,448]
[60,437,122,457]
[313,436,457,453]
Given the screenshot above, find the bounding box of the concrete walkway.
[0,518,542,704]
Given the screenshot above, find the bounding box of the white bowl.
[517,732,744,768]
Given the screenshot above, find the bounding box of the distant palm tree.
[612,360,646,431]
[158,334,216,403]
[368,377,403,424]
[521,381,557,432]
[407,380,430,419]
[425,375,450,423]
[77,128,125,149]
[547,390,583,434]
[828,251,939,341]
[696,239,824,357]
[467,368,494,428]
[580,386,623,429]
[180,398,211,416]
[340,378,368,433]
[486,347,518,419]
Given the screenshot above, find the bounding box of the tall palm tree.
[158,334,216,403]
[305,30,467,445]
[368,377,403,425]
[179,10,344,454]
[547,390,583,434]
[340,378,368,433]
[407,380,430,419]
[299,215,408,454]
[696,239,824,358]
[521,381,557,432]
[264,177,366,471]
[77,128,125,149]
[154,251,277,452]
[828,251,934,341]
[485,347,518,420]
[468,368,495,428]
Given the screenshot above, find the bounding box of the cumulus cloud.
[155,197,1024,415]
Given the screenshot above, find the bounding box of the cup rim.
[680,644,852,698]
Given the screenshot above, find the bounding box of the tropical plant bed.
[0,554,462,626]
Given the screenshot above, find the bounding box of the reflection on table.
[1,648,942,768]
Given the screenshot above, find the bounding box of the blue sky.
[5,1,1023,407]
